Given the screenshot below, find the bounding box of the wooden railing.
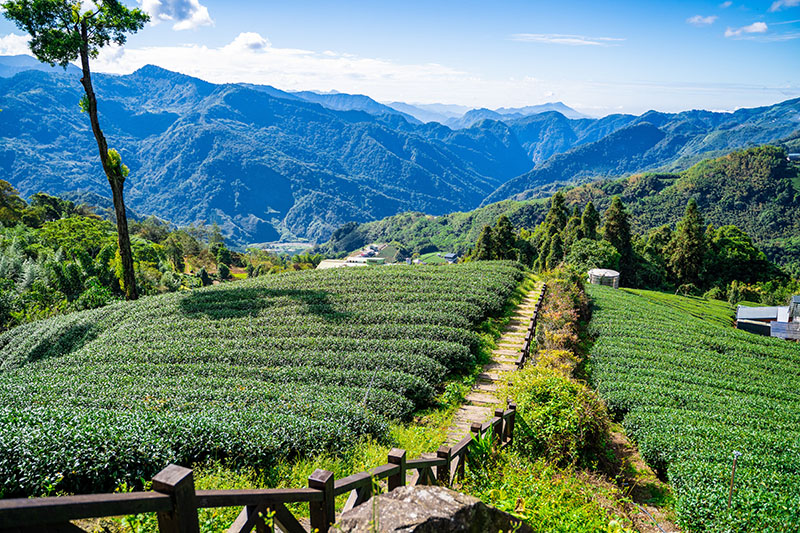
[0,286,545,533]
[0,407,517,533]
[517,282,546,369]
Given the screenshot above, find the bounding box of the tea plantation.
[0,261,523,497]
[588,286,800,532]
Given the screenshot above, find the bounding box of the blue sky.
[1,0,799,116]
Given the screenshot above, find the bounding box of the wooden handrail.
[0,492,172,528]
[196,488,323,507]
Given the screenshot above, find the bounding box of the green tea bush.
[0,261,523,496]
[588,285,800,531]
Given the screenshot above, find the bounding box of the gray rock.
[333,485,531,533]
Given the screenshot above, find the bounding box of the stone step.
[475,382,498,393]
[497,343,523,350]
[492,349,521,357]
[484,362,517,372]
[494,357,517,364]
[466,392,498,405]
[477,372,500,382]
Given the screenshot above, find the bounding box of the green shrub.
[510,366,609,466]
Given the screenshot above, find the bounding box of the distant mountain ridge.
[1,55,799,246]
[0,60,532,244]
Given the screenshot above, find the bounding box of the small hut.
[588,268,620,289]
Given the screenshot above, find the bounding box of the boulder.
[333,485,531,533]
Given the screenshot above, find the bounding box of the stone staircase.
[444,282,544,445]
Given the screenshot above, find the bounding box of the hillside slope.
[0,262,523,496]
[320,146,800,271]
[588,285,800,530]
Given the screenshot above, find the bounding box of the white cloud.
[223,32,271,52]
[687,15,718,26]
[4,30,794,117]
[725,21,768,37]
[770,0,800,12]
[138,0,213,31]
[0,33,30,55]
[720,1,733,7]
[510,33,624,46]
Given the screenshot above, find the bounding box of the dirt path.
[444,282,544,446]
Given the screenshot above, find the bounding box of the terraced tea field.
[588,286,800,531]
[0,262,523,497]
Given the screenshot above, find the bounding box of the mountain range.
[1,54,798,245]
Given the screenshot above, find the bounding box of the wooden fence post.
[436,446,451,486]
[309,469,335,533]
[469,422,481,468]
[152,465,200,533]
[507,403,517,447]
[493,409,504,449]
[387,448,406,491]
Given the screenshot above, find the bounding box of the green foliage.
[0,262,523,497]
[2,0,149,68]
[511,366,609,466]
[473,225,495,260]
[0,179,26,224]
[580,201,600,240]
[565,239,620,274]
[667,199,705,286]
[588,285,800,531]
[602,196,633,280]
[216,262,230,280]
[463,452,633,533]
[39,216,115,258]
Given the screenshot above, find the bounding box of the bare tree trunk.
[79,22,138,300]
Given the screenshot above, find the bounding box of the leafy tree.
[668,199,705,286]
[564,205,583,245]
[545,234,564,270]
[0,180,26,225]
[217,263,230,280]
[602,196,633,281]
[40,216,114,258]
[197,267,211,287]
[493,215,516,260]
[473,225,496,260]
[544,191,568,232]
[565,238,620,273]
[215,245,232,266]
[706,224,779,286]
[580,201,600,240]
[3,0,149,299]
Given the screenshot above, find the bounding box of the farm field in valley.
[588,285,800,531]
[0,261,523,498]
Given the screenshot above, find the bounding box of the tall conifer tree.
[603,196,633,281]
[580,201,600,240]
[668,198,706,286]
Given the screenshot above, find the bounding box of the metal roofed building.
[736,297,800,340]
[735,306,782,322]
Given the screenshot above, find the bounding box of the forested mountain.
[1,55,799,246]
[320,146,800,273]
[485,100,800,204]
[0,62,532,244]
